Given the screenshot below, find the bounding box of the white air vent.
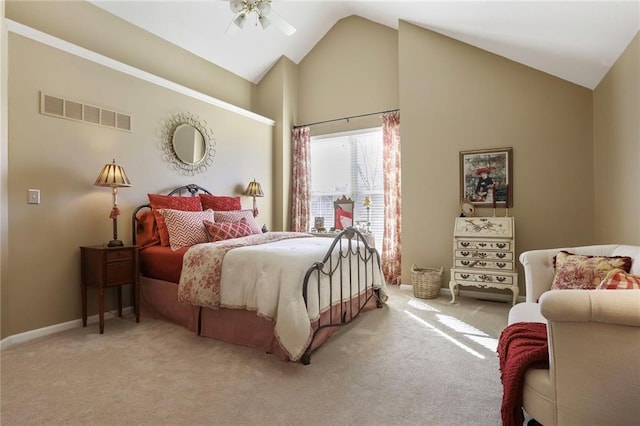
[40,92,131,132]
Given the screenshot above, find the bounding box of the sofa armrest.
[540,289,640,326]
[537,289,640,425]
[519,249,561,303]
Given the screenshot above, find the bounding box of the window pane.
[310,128,383,248]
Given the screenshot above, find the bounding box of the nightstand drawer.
[105,261,134,286]
[106,249,133,262]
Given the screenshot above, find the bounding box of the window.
[310,128,384,248]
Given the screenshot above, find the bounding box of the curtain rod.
[293,108,399,129]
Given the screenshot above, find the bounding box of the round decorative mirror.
[160,113,216,175]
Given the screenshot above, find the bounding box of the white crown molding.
[5,19,275,127]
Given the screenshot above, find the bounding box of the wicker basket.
[411,264,444,299]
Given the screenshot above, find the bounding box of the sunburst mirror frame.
[160,112,216,176]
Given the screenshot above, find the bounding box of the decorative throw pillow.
[596,268,640,290]
[135,210,160,249]
[148,194,202,246]
[199,194,241,211]
[203,218,256,242]
[551,251,633,290]
[158,208,214,251]
[213,209,262,235]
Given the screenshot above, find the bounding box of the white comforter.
[178,233,387,361]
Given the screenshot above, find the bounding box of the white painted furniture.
[507,244,640,426]
[449,216,518,305]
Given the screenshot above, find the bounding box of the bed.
[131,184,387,364]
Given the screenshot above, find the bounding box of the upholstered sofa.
[507,244,640,426]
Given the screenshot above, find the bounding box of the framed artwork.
[460,147,513,207]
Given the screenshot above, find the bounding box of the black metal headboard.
[131,184,212,245]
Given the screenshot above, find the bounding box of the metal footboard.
[301,227,384,365]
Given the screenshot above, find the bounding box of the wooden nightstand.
[80,245,140,333]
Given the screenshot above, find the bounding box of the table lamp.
[94,159,131,247]
[245,179,264,217]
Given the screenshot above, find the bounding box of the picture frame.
[460,147,513,207]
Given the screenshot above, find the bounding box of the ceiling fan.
[226,0,296,36]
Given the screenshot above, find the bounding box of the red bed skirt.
[139,276,379,362]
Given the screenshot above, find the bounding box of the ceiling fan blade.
[267,9,296,36]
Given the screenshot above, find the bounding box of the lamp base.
[107,239,124,247]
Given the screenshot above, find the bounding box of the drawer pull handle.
[461,242,470,247]
[461,260,470,266]
[497,262,506,268]
[496,276,506,282]
[496,253,506,259]
[461,274,470,279]
[479,243,487,247]
[461,251,470,257]
[497,243,506,249]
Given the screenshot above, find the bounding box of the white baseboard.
[0,307,133,351]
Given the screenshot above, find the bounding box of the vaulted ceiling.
[91,1,640,89]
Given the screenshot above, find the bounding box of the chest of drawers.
[448,216,519,306]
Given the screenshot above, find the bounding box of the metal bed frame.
[132,184,385,364]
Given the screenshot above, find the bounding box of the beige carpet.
[1,285,511,425]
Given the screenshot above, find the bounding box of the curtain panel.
[382,111,402,285]
[291,127,311,232]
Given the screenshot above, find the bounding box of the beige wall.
[5,1,255,111]
[593,32,640,244]
[3,31,273,337]
[297,16,399,136]
[255,57,298,231]
[398,22,594,287]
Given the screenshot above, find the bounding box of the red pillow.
[148,194,202,246]
[135,210,159,249]
[203,218,256,242]
[199,194,241,211]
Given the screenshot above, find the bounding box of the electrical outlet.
[27,189,40,205]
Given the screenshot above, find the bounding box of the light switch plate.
[28,189,40,204]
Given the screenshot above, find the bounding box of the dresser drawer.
[455,249,514,261]
[456,240,511,251]
[454,259,514,270]
[453,271,516,286]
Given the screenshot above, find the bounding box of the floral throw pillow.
[213,209,262,235]
[203,218,256,242]
[551,251,633,290]
[158,208,214,251]
[596,268,640,290]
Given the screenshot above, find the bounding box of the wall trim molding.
[0,307,134,351]
[5,19,275,127]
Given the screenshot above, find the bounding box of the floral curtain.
[291,126,311,232]
[382,111,402,285]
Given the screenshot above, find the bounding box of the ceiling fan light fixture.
[233,13,246,29]
[259,15,271,30]
[257,1,271,15]
[229,0,244,14]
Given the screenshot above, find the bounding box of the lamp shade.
[94,159,131,188]
[245,180,264,197]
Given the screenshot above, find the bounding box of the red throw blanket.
[497,322,549,426]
